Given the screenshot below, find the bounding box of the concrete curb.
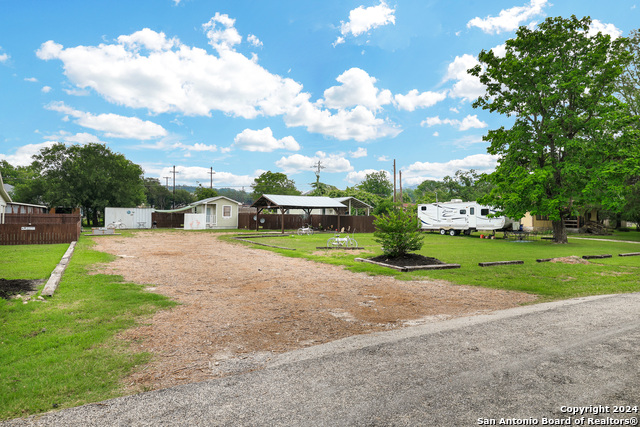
[41,241,77,297]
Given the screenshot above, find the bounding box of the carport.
[251,194,348,233]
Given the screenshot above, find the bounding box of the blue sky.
[0,0,637,192]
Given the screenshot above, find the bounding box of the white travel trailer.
[417,200,519,236]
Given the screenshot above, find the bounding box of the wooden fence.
[152,212,185,228]
[0,214,81,245]
[238,213,376,233]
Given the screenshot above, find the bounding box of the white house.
[184,196,242,230]
[0,171,12,224]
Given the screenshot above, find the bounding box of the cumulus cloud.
[421,114,487,131]
[349,147,367,158]
[338,1,396,44]
[37,20,399,143]
[443,54,485,102]
[467,0,548,34]
[0,142,57,166]
[247,34,263,47]
[322,68,392,111]
[0,46,9,63]
[588,20,622,38]
[42,131,104,145]
[346,168,390,184]
[402,154,499,185]
[24,77,38,82]
[41,86,52,93]
[276,151,353,174]
[394,89,447,111]
[232,127,300,152]
[46,101,167,140]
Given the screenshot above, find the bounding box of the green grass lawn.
[227,230,640,301]
[0,238,175,421]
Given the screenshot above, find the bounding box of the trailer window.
[470,207,475,215]
[421,206,426,211]
[481,208,489,216]
[459,209,466,214]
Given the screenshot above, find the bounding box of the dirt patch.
[369,253,444,267]
[549,256,590,265]
[89,231,537,392]
[0,279,43,300]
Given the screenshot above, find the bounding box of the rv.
[417,200,519,236]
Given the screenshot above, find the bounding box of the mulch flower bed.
[369,253,445,268]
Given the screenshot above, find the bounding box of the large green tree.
[250,171,300,200]
[614,28,640,230]
[29,143,145,226]
[357,171,392,198]
[194,185,218,201]
[470,16,634,243]
[143,177,172,210]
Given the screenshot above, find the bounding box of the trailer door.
[468,206,477,228]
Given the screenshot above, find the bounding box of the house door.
[206,206,216,227]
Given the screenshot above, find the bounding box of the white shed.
[104,207,154,229]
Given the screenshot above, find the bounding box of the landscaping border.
[355,257,460,272]
[41,241,77,297]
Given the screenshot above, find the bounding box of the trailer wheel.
[440,229,446,235]
[463,229,471,236]
[449,229,457,236]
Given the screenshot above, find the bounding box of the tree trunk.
[552,218,568,244]
[91,208,99,227]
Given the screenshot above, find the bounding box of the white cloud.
[377,155,390,162]
[0,142,57,166]
[247,34,263,47]
[402,154,499,185]
[433,131,439,137]
[346,168,390,184]
[339,1,396,39]
[421,114,487,131]
[24,77,38,82]
[588,20,622,39]
[46,101,167,140]
[203,13,242,51]
[276,151,353,174]
[332,36,345,48]
[0,47,9,63]
[232,127,300,152]
[349,147,367,158]
[467,0,548,34]
[322,68,392,111]
[443,54,485,102]
[41,86,52,93]
[36,19,398,143]
[394,89,447,111]
[42,131,104,145]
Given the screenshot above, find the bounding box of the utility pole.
[312,160,325,186]
[399,170,403,206]
[393,159,397,203]
[171,166,180,208]
[208,167,216,189]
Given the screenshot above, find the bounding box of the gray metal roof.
[252,194,347,209]
[333,197,373,209]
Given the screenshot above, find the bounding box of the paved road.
[6,293,640,426]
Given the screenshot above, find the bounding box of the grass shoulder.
[0,236,176,421]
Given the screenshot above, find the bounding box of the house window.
[481,208,489,216]
[535,215,549,221]
[223,205,232,218]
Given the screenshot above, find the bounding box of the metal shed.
[104,207,154,229]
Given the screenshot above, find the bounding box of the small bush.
[373,207,425,257]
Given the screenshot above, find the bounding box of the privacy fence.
[0,214,82,245]
[237,213,376,233]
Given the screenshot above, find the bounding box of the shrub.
[373,207,425,257]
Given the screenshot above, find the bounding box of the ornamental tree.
[469,16,635,243]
